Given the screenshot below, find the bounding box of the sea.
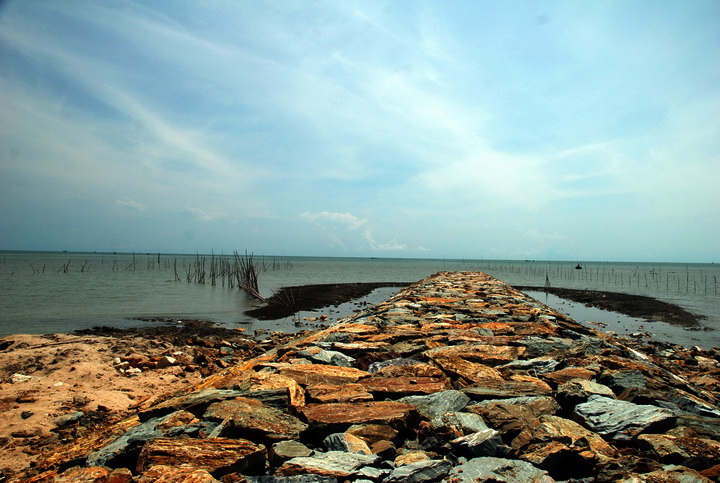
[1,251,718,349]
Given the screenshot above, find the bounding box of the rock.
[346,424,399,446]
[276,364,370,386]
[139,389,246,421]
[135,464,220,482]
[275,451,381,478]
[155,355,177,369]
[425,344,527,366]
[269,440,313,467]
[297,348,356,367]
[244,477,339,483]
[400,390,470,423]
[300,401,418,431]
[360,375,451,396]
[444,456,555,482]
[451,429,503,457]
[440,411,491,434]
[622,465,713,482]
[500,357,559,374]
[395,451,431,466]
[50,466,133,482]
[598,369,647,395]
[204,397,307,442]
[467,396,560,440]
[572,395,677,441]
[323,433,372,455]
[637,432,720,470]
[54,411,84,428]
[136,437,266,477]
[511,415,616,480]
[541,367,595,386]
[87,416,166,468]
[231,371,306,409]
[11,373,32,383]
[306,383,373,403]
[555,379,616,409]
[385,459,453,483]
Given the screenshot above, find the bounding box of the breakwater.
[20,272,720,482]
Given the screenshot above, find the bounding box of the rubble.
[6,271,720,482]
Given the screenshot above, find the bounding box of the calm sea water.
[1,251,718,348]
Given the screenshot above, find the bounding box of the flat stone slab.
[572,395,677,441]
[300,401,418,428]
[276,451,381,477]
[443,456,554,482]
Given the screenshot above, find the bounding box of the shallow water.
[1,252,718,348]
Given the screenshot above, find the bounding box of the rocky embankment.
[15,272,720,482]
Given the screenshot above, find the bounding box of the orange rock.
[300,401,417,429]
[306,383,374,403]
[136,437,266,476]
[360,376,451,396]
[276,364,370,386]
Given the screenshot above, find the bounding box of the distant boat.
[575,263,583,270]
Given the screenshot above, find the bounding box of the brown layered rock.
[305,383,374,403]
[300,401,418,432]
[136,437,266,476]
[203,397,307,442]
[359,375,451,396]
[273,363,370,386]
[467,396,560,440]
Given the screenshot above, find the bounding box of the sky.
[1,1,718,262]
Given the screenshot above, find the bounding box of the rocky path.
[12,272,720,482]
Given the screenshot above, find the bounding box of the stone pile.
[24,272,720,482]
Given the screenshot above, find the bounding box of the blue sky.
[1,1,718,262]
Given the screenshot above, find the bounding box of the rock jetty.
[19,272,720,482]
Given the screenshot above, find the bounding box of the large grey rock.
[276,451,381,478]
[298,348,356,367]
[573,395,677,441]
[598,370,646,395]
[245,477,339,483]
[500,357,559,374]
[443,456,555,482]
[87,414,168,467]
[401,390,470,423]
[385,459,453,483]
[269,440,313,466]
[368,357,421,374]
[440,412,491,434]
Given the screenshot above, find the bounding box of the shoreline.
[3,271,718,482]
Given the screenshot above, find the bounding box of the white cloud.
[116,198,147,212]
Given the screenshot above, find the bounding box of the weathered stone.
[323,433,372,455]
[425,344,526,366]
[297,348,356,367]
[269,440,313,467]
[87,415,168,468]
[360,376,451,396]
[444,456,555,482]
[245,476,338,483]
[135,464,219,482]
[372,362,446,378]
[231,371,306,409]
[305,383,373,403]
[623,465,713,482]
[385,459,453,483]
[541,367,595,386]
[395,451,431,466]
[300,401,418,430]
[440,411,491,434]
[467,396,560,440]
[500,357,559,374]
[555,379,615,409]
[139,389,246,421]
[573,395,677,441]
[598,369,647,395]
[370,439,396,459]
[275,451,381,477]
[52,466,133,483]
[204,397,307,442]
[511,415,616,480]
[637,433,720,469]
[136,437,266,477]
[367,357,422,373]
[451,429,503,457]
[346,424,399,446]
[276,364,370,386]
[400,390,470,422]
